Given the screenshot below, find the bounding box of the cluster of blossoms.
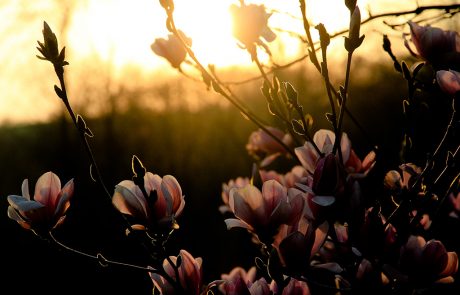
[6,0,460,294]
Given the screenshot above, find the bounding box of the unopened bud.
[384,170,402,190]
[436,70,460,96]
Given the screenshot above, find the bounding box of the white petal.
[7,206,26,222]
[21,179,30,200]
[8,195,45,212]
[224,218,253,231]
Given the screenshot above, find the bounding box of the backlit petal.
[34,172,61,209]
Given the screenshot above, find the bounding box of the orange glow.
[0,0,452,123]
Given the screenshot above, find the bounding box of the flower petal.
[8,195,45,212]
[54,179,74,217]
[34,172,61,210]
[21,179,30,200]
[262,180,286,216]
[440,251,459,276]
[224,218,253,231]
[7,206,31,229]
[113,181,149,221]
[162,175,183,214]
[229,185,265,227]
[295,142,319,173]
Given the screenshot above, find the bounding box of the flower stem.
[164,11,299,161]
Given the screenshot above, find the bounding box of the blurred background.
[1,0,459,294]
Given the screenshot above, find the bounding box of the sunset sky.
[0,0,458,123]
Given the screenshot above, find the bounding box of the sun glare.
[67,0,376,71]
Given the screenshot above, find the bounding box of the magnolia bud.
[436,70,460,96]
[384,170,402,190]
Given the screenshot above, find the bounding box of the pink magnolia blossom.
[151,249,202,295]
[151,30,192,68]
[221,276,273,295]
[281,278,310,295]
[225,180,304,240]
[7,171,74,235]
[405,21,460,66]
[229,2,276,48]
[246,127,293,167]
[436,70,460,96]
[221,266,257,286]
[295,129,375,178]
[273,216,329,272]
[400,235,459,283]
[220,276,252,295]
[219,266,258,295]
[112,172,184,231]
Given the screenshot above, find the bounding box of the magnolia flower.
[219,266,257,295]
[112,171,184,231]
[400,235,458,284]
[405,21,460,67]
[436,69,460,95]
[221,277,273,295]
[281,278,310,295]
[7,171,74,235]
[229,2,276,48]
[274,217,329,272]
[225,180,304,242]
[221,266,257,286]
[295,129,375,178]
[246,127,293,167]
[151,30,192,68]
[151,249,202,295]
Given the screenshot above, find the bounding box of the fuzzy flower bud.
[436,70,460,96]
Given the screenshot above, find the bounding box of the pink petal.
[295,142,319,174]
[230,185,265,227]
[282,278,310,295]
[175,197,186,217]
[146,174,168,219]
[262,180,286,216]
[178,250,202,294]
[34,172,61,210]
[339,132,351,164]
[113,181,149,221]
[362,150,377,171]
[144,172,162,194]
[162,175,183,213]
[7,206,31,229]
[286,191,305,225]
[437,70,460,96]
[54,179,74,217]
[249,278,270,294]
